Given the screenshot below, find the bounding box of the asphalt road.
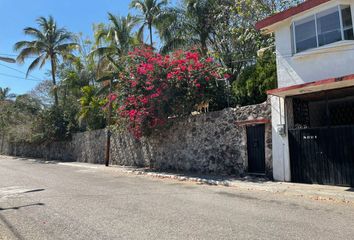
[0,156,353,240]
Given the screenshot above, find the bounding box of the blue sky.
[0,0,157,94]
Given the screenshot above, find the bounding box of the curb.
[123,169,233,187]
[56,162,354,204]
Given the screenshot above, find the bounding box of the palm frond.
[26,56,42,77]
[13,41,34,51]
[23,27,45,40]
[16,47,40,64]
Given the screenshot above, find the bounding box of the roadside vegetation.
[0,0,303,143]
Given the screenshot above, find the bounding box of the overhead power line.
[0,53,37,59]
[0,72,43,82]
[0,63,42,81]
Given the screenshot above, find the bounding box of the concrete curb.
[56,162,354,204]
[128,169,354,204]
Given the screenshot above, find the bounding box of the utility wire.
[0,72,43,82]
[0,53,37,58]
[0,63,42,81]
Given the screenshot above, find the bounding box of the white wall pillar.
[271,96,291,181]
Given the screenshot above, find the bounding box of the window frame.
[291,5,354,54]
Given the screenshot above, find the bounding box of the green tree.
[0,87,16,101]
[160,0,217,56]
[130,0,168,47]
[78,86,106,130]
[14,16,78,106]
[0,88,15,152]
[232,50,277,106]
[94,13,139,58]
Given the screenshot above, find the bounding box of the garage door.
[289,126,354,186]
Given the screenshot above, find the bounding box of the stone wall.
[3,101,272,177]
[129,101,272,177]
[0,135,10,155]
[3,141,73,161]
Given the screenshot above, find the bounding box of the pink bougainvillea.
[115,47,223,139]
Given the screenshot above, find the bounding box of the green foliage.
[14,16,78,106]
[232,51,277,106]
[0,87,16,101]
[160,0,217,55]
[31,106,71,142]
[130,0,169,46]
[4,0,304,142]
[0,94,41,143]
[78,86,106,130]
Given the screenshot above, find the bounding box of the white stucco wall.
[271,0,354,181]
[275,0,354,87]
[271,96,291,181]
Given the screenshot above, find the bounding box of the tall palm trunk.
[201,41,208,56]
[149,23,153,47]
[50,56,59,106]
[105,80,113,167]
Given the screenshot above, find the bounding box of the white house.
[256,0,354,186]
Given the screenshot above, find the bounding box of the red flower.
[206,57,213,63]
[186,52,199,62]
[137,67,147,75]
[167,72,174,79]
[145,85,154,91]
[140,97,149,105]
[108,93,117,102]
[128,110,138,120]
[224,73,231,79]
[131,81,138,88]
[119,46,220,139]
[179,65,187,71]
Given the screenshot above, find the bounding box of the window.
[294,15,317,52]
[317,7,342,46]
[292,5,354,54]
[342,6,354,40]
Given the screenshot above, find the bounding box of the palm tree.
[160,0,217,56]
[94,13,139,60]
[93,13,139,167]
[14,16,77,106]
[0,87,16,101]
[130,0,169,47]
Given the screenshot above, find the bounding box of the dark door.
[289,126,354,186]
[247,124,266,174]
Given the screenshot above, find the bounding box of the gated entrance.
[289,88,354,186]
[289,126,354,186]
[247,124,266,174]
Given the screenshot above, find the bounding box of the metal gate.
[247,124,266,174]
[289,126,354,186]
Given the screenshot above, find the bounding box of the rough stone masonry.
[2,101,272,178]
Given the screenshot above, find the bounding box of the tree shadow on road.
[23,189,45,194]
[0,202,45,240]
[0,203,45,211]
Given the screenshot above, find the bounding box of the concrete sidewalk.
[56,161,354,205]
